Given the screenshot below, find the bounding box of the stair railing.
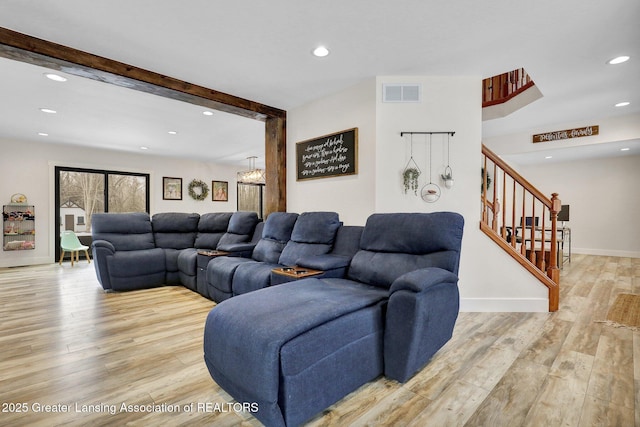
[480,144,561,311]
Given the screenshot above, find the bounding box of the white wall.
[485,113,640,156]
[287,79,377,225]
[288,76,549,312]
[0,138,239,267]
[518,155,640,258]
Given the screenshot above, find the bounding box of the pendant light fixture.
[237,156,266,184]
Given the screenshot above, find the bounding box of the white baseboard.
[0,257,53,269]
[460,297,549,312]
[572,248,640,258]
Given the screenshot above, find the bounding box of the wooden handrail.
[481,144,560,312]
[482,145,553,208]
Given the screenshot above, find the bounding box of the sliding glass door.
[55,166,149,261]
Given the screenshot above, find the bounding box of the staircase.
[480,144,561,312]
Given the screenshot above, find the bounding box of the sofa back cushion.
[252,212,299,263]
[348,212,464,289]
[91,212,156,251]
[217,211,260,247]
[195,212,233,249]
[278,212,341,266]
[152,212,200,249]
[330,225,363,258]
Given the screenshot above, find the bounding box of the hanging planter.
[403,167,421,195]
[402,134,421,195]
[421,134,441,203]
[440,166,454,189]
[440,133,454,189]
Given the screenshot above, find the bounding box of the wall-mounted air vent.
[382,84,421,103]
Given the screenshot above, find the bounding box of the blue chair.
[59,230,90,266]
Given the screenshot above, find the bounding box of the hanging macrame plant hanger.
[421,134,441,203]
[402,134,421,195]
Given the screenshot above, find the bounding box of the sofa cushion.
[91,212,155,251]
[359,212,463,255]
[217,212,259,246]
[251,212,298,263]
[289,212,341,244]
[232,261,281,295]
[278,212,340,266]
[206,256,254,294]
[348,212,464,288]
[195,212,233,249]
[152,212,200,249]
[106,248,166,290]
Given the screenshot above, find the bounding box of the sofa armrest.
[389,267,458,294]
[384,267,460,383]
[91,239,115,253]
[216,242,256,257]
[91,240,116,290]
[296,254,350,271]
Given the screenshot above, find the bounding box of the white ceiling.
[0,0,638,167]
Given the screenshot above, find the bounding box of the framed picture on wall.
[163,177,182,200]
[212,180,228,201]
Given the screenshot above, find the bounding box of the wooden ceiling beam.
[0,27,287,214]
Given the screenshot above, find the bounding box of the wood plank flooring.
[0,254,637,426]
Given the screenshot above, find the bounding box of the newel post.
[547,193,561,311]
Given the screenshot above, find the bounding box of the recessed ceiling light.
[40,108,57,114]
[140,146,149,150]
[312,46,330,57]
[203,111,214,116]
[545,156,553,159]
[620,147,630,151]
[615,101,630,107]
[607,55,630,65]
[38,132,49,136]
[168,131,178,135]
[44,73,67,82]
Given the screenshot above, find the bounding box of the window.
[55,166,149,261]
[237,183,265,219]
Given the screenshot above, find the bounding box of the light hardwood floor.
[0,254,637,426]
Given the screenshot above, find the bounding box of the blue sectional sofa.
[91,211,259,292]
[203,212,464,427]
[90,210,464,427]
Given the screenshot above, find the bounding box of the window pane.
[238,183,264,219]
[108,174,147,213]
[59,171,104,234]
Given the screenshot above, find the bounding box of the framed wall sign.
[296,128,358,181]
[532,125,599,143]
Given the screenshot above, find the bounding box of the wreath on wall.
[188,179,209,201]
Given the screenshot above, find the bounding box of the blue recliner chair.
[231,211,341,296]
[92,212,166,291]
[206,212,299,302]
